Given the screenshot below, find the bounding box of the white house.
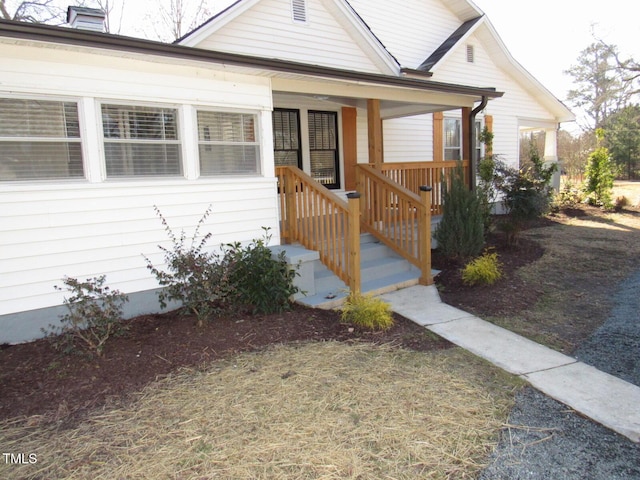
[0,0,573,343]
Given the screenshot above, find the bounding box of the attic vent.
[291,0,307,23]
[466,45,475,63]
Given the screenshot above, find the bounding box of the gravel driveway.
[479,270,640,479]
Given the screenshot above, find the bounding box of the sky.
[473,0,640,105]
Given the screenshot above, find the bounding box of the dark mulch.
[0,218,553,426]
[0,306,451,424]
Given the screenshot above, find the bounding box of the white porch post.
[544,127,560,191]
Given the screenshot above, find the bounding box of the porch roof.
[0,19,502,111]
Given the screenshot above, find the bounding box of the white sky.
[473,0,640,103]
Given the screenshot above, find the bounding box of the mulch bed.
[0,223,550,426]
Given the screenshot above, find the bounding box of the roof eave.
[0,19,503,100]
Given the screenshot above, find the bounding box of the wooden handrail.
[276,166,360,293]
[370,160,469,215]
[356,164,433,285]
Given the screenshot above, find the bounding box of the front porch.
[275,161,469,306]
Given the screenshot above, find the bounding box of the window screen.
[0,98,83,181]
[197,111,260,176]
[101,104,182,177]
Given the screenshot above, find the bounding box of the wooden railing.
[276,166,361,293]
[356,164,433,285]
[371,160,469,215]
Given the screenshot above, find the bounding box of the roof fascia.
[322,0,400,74]
[477,19,575,122]
[0,20,502,100]
[177,0,258,46]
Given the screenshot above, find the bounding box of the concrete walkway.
[380,285,640,443]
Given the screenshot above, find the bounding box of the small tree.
[584,129,615,208]
[434,161,484,261]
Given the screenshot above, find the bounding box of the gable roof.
[177,0,402,75]
[412,14,573,122]
[416,16,482,72]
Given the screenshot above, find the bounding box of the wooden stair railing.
[370,160,469,215]
[356,164,433,286]
[276,166,361,293]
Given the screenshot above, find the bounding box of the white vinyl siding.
[0,42,277,336]
[0,98,84,181]
[195,0,383,73]
[197,110,261,175]
[101,104,182,178]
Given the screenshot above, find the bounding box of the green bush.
[341,292,394,331]
[552,180,584,210]
[44,275,129,357]
[494,148,556,245]
[144,205,235,327]
[434,161,485,261]
[584,136,615,208]
[462,251,503,286]
[145,207,299,324]
[222,228,299,314]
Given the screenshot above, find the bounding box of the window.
[273,109,302,169]
[444,118,461,161]
[475,120,483,161]
[197,111,260,176]
[101,104,182,178]
[308,111,340,189]
[0,98,83,181]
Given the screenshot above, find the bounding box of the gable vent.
[466,45,475,63]
[292,0,307,23]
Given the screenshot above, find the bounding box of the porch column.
[544,127,560,191]
[367,99,383,167]
[433,112,444,162]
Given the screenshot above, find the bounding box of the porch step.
[294,235,426,310]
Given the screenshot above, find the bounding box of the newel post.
[419,186,434,286]
[346,192,361,294]
[284,169,296,243]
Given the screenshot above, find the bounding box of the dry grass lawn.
[1,343,521,480]
[487,181,640,351]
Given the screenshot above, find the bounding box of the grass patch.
[1,342,521,479]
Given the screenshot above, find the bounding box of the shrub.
[434,161,485,261]
[552,180,584,210]
[340,292,394,331]
[462,251,503,286]
[144,205,235,327]
[44,275,129,356]
[222,228,299,314]
[584,134,615,208]
[493,148,556,245]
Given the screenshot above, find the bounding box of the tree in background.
[565,41,631,130]
[0,0,64,23]
[603,104,640,179]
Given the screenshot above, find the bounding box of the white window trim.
[443,116,461,161]
[0,94,87,183]
[195,107,263,177]
[98,100,184,180]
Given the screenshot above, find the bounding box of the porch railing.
[356,164,433,285]
[370,160,469,215]
[276,166,361,293]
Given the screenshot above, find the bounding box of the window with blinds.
[101,104,182,178]
[0,98,84,181]
[197,111,260,176]
[308,111,339,189]
[273,109,302,169]
[444,118,461,161]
